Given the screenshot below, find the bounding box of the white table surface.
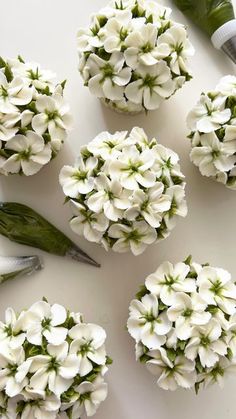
[1,1,236,418]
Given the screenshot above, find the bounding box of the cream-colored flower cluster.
[59,127,187,255]
[0,301,111,418]
[127,257,236,392]
[0,56,72,176]
[77,0,194,113]
[188,75,236,189]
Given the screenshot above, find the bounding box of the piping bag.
[173,1,236,64]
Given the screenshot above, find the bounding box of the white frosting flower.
[77,0,194,113]
[190,132,236,177]
[2,131,51,176]
[127,294,172,349]
[0,72,32,113]
[69,323,106,376]
[187,95,231,133]
[197,266,236,315]
[145,261,195,305]
[71,377,108,418]
[125,62,175,110]
[127,258,236,391]
[60,128,187,255]
[59,156,98,197]
[147,349,196,390]
[187,77,236,189]
[0,301,110,417]
[87,52,132,101]
[0,56,72,176]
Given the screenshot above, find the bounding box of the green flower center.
[79,341,92,356]
[142,42,153,53]
[18,148,32,161]
[41,317,51,330]
[47,357,60,372]
[210,279,223,296]
[102,64,114,79]
[73,170,88,181]
[28,68,40,80]
[141,74,157,90]
[46,110,59,121]
[183,308,193,318]
[124,229,143,243]
[200,336,210,347]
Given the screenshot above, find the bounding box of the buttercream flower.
[127,257,236,392]
[0,301,110,418]
[0,56,72,176]
[23,301,68,346]
[77,0,194,113]
[128,294,172,349]
[187,77,236,189]
[60,128,187,255]
[32,93,73,143]
[87,52,132,101]
[71,377,108,418]
[21,393,60,419]
[2,131,52,176]
[69,323,106,376]
[157,26,195,75]
[187,94,231,133]
[147,349,196,390]
[197,266,236,315]
[9,59,56,92]
[0,72,32,113]
[167,293,211,340]
[145,261,195,305]
[185,319,226,368]
[59,156,98,198]
[125,62,175,110]
[190,132,236,177]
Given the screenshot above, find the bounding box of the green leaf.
[4,63,13,82]
[60,79,67,90]
[166,348,176,362]
[17,55,25,63]
[0,56,6,68]
[136,285,148,300]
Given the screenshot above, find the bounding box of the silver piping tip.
[222,36,236,64]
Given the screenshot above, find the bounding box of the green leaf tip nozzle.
[173,0,236,64]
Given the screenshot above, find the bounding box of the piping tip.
[66,245,101,268]
[222,36,236,64]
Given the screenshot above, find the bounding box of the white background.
[1,1,236,418]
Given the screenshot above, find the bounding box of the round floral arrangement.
[77,0,194,114]
[59,127,187,255]
[0,56,72,176]
[127,256,236,392]
[0,300,111,418]
[187,75,236,190]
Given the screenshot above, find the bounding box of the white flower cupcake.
[0,56,72,176]
[0,300,111,418]
[59,127,187,255]
[77,0,194,114]
[187,75,236,189]
[127,256,236,392]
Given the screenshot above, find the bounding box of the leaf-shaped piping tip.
[0,202,100,268]
[0,255,43,284]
